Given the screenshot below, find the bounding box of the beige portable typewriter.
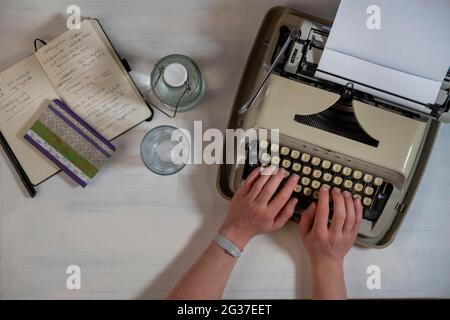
[217,5,450,248]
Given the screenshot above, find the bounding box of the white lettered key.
[280,146,290,156]
[282,159,291,169]
[353,170,363,180]
[311,157,321,166]
[292,163,301,172]
[313,191,320,199]
[294,184,302,193]
[271,156,280,166]
[332,163,342,173]
[311,180,321,189]
[321,160,331,170]
[344,180,353,189]
[312,169,322,179]
[261,153,271,164]
[301,153,311,163]
[302,166,312,175]
[301,177,311,186]
[323,173,332,182]
[365,186,374,196]
[303,187,312,196]
[364,174,373,183]
[291,150,300,159]
[342,167,352,176]
[333,176,343,186]
[363,197,372,206]
[270,144,279,153]
[354,183,364,192]
[260,140,269,149]
[374,177,384,186]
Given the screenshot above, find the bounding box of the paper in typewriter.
[316,0,450,112]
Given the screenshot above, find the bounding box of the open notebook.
[0,19,152,185]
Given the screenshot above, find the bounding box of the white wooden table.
[1,0,449,299]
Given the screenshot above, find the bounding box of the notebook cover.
[24,99,116,187]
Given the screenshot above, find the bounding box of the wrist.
[310,256,344,275]
[218,224,253,251]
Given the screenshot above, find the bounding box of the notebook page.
[35,20,151,140]
[0,56,59,185]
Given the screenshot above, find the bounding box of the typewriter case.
[217,6,446,248]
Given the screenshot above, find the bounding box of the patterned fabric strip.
[24,130,91,187]
[48,104,112,158]
[49,102,115,155]
[39,107,109,168]
[30,121,98,178]
[52,99,116,152]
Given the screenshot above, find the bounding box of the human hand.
[298,185,363,299]
[299,186,363,265]
[219,166,300,250]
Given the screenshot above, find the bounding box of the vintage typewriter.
[217,6,450,248]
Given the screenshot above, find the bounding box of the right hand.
[298,185,363,266]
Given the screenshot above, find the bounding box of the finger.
[312,185,330,234]
[351,197,364,236]
[247,166,277,200]
[268,173,300,213]
[236,167,261,196]
[273,198,298,229]
[330,188,346,233]
[342,191,356,233]
[299,202,316,239]
[256,168,286,205]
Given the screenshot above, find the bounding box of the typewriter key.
[332,164,342,173]
[353,170,363,180]
[364,174,373,183]
[292,163,302,172]
[363,197,373,206]
[311,180,321,189]
[301,153,311,162]
[290,150,300,159]
[312,169,322,179]
[311,157,321,166]
[301,177,311,186]
[282,159,291,169]
[365,187,374,196]
[280,147,290,156]
[323,173,332,182]
[302,166,312,175]
[270,144,279,153]
[342,167,352,176]
[354,183,364,192]
[321,160,331,170]
[344,180,353,189]
[303,187,312,196]
[260,140,269,149]
[374,177,384,186]
[333,176,343,186]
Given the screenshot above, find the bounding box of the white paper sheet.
[316,0,450,112]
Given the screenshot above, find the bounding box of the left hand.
[219,166,300,249]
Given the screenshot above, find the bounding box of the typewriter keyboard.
[242,140,393,222]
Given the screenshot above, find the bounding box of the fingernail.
[261,165,278,176]
[333,187,341,193]
[356,198,362,207]
[321,184,330,191]
[343,191,351,198]
[292,173,300,181]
